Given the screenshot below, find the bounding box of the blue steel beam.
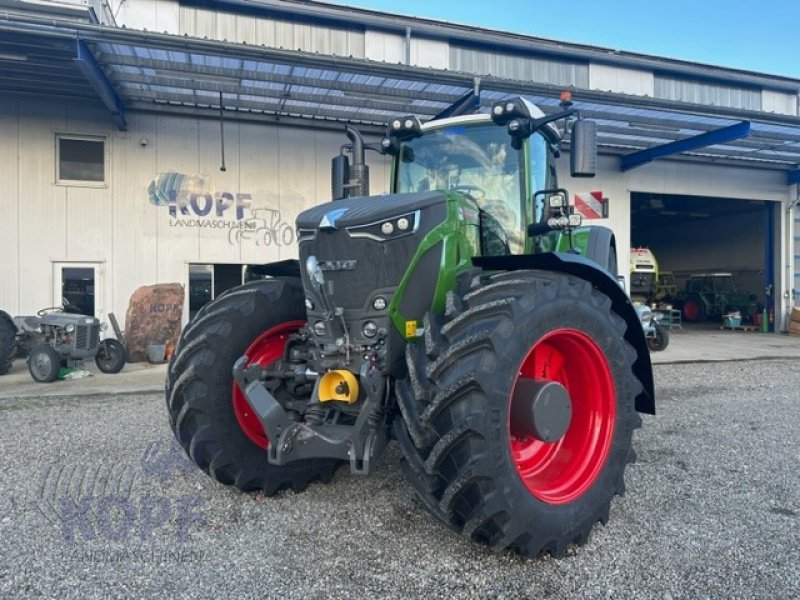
[620,121,751,172]
[74,39,127,131]
[787,170,800,185]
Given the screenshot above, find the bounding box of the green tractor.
[677,272,755,322]
[166,94,654,558]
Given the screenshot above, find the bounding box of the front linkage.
[232,348,389,475]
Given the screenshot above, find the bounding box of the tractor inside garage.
[630,192,777,331]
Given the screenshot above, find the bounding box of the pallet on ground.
[720,324,760,332]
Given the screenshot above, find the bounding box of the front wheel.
[166,279,341,494]
[395,270,643,557]
[28,344,61,383]
[647,324,670,352]
[95,339,127,373]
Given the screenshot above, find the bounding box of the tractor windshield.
[395,123,524,253]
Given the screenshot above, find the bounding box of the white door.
[53,262,104,318]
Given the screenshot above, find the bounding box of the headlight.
[346,211,417,241]
[65,324,75,333]
[362,321,378,338]
[373,297,387,311]
[313,321,326,336]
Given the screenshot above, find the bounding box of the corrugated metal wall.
[0,96,389,322]
[114,1,795,117]
[449,45,589,87]
[180,7,366,58]
[654,75,762,111]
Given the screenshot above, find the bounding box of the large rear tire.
[0,311,16,375]
[682,296,706,322]
[395,270,642,557]
[166,279,341,494]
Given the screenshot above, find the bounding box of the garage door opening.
[630,192,776,331]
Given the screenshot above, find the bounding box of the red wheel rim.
[232,320,304,448]
[509,328,615,505]
[683,300,699,321]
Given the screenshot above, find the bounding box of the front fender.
[473,252,655,415]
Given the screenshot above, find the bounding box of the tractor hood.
[296,191,446,232]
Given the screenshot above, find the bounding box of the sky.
[327,0,800,80]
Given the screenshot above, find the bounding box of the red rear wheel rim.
[684,300,699,321]
[232,320,304,448]
[509,328,615,505]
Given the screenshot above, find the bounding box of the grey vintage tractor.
[0,306,126,382]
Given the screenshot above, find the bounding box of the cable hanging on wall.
[219,91,227,172]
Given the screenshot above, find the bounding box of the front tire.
[395,270,642,557]
[28,344,61,383]
[166,279,341,494]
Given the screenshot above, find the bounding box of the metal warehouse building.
[1,0,799,332]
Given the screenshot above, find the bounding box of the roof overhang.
[2,12,800,178]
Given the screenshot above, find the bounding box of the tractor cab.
[334,94,599,260]
[393,115,532,254]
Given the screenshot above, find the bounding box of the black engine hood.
[296,191,446,230]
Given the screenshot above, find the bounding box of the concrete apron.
[0,327,798,399]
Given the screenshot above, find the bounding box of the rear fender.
[473,252,655,415]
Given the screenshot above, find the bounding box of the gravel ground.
[1,359,798,599]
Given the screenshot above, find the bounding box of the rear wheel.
[395,270,642,557]
[166,279,341,494]
[0,311,16,375]
[95,339,127,373]
[647,324,670,352]
[682,297,705,322]
[28,344,61,383]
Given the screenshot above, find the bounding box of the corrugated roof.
[2,14,800,175]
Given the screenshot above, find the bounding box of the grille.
[300,231,418,309]
[75,325,99,351]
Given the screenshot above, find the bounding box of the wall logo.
[147,172,296,247]
[148,172,253,229]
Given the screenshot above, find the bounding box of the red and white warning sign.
[573,191,608,219]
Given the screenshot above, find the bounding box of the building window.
[57,135,105,183]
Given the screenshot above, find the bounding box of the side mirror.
[570,119,597,178]
[331,154,350,200]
